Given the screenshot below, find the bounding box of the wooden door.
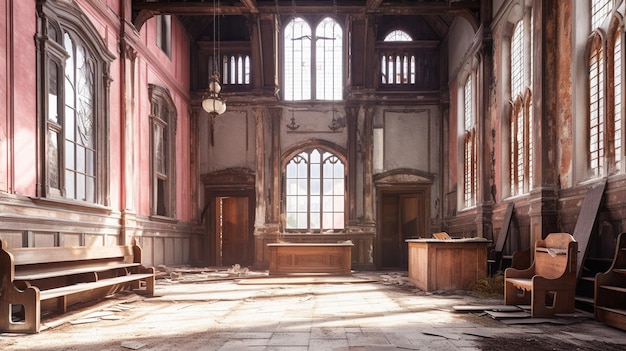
[380,192,427,269]
[381,194,400,268]
[220,196,251,267]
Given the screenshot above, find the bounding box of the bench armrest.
[504,265,535,279]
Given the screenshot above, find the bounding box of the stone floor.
[1,269,626,351]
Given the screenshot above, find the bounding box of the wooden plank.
[39,274,154,300]
[9,245,134,265]
[572,179,607,278]
[15,263,140,281]
[495,202,514,253]
[452,305,522,312]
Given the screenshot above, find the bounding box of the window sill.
[29,196,112,214]
[149,215,178,224]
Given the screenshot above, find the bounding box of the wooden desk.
[267,241,353,275]
[406,238,490,291]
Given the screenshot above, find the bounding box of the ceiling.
[132,0,481,41]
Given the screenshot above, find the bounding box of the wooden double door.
[378,188,429,270]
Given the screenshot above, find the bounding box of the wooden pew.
[594,232,626,330]
[504,233,578,317]
[0,239,155,333]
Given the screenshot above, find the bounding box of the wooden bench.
[504,233,578,317]
[0,239,155,333]
[594,232,626,330]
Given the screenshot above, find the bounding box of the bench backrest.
[533,233,577,279]
[0,239,142,282]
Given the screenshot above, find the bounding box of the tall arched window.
[586,1,623,178]
[284,17,342,101]
[149,85,177,218]
[463,74,477,208]
[589,34,605,177]
[614,30,623,172]
[37,0,113,204]
[509,17,533,197]
[285,148,345,231]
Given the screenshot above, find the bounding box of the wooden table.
[406,238,491,291]
[267,241,353,275]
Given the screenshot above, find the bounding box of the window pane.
[65,140,75,169]
[310,212,320,229]
[297,161,308,178]
[334,213,344,229]
[333,195,344,211]
[76,173,85,201]
[296,213,308,229]
[48,131,59,189]
[297,179,308,195]
[323,179,333,195]
[76,145,85,173]
[384,30,412,42]
[310,179,320,195]
[287,178,298,195]
[297,195,307,211]
[86,176,94,203]
[48,61,59,123]
[310,196,320,212]
[286,195,297,211]
[65,170,74,198]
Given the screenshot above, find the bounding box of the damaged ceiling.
[131,0,481,42]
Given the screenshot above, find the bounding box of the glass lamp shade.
[202,96,226,115]
[209,80,222,94]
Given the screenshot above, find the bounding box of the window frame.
[507,16,534,198]
[282,141,347,234]
[281,15,344,102]
[463,73,477,209]
[36,0,114,205]
[148,84,177,219]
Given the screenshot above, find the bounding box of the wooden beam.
[240,0,259,14]
[366,0,384,11]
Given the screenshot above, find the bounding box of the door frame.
[375,184,431,270]
[205,188,255,267]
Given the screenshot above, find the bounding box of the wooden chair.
[504,233,578,317]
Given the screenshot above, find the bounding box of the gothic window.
[37,0,113,204]
[285,148,345,232]
[589,34,605,177]
[509,18,533,197]
[586,1,622,178]
[463,74,477,208]
[283,17,343,101]
[149,85,177,218]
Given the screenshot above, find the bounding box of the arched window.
[585,1,623,178]
[384,30,412,42]
[284,17,343,101]
[614,30,623,171]
[589,35,605,177]
[285,148,345,231]
[463,74,477,208]
[149,85,177,218]
[509,17,533,197]
[37,0,113,204]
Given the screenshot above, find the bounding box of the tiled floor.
[1,271,626,350]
